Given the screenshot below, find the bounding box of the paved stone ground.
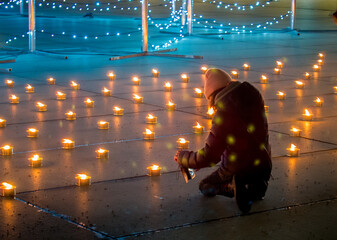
[0,0,337,239]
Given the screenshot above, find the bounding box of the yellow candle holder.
[62,139,75,149]
[70,81,80,90]
[76,174,91,186]
[27,128,38,138]
[132,77,140,85]
[28,154,43,167]
[166,101,176,111]
[0,119,6,128]
[194,88,204,98]
[164,82,172,92]
[146,114,157,124]
[9,95,19,104]
[47,77,55,85]
[287,144,300,157]
[177,138,189,149]
[102,88,111,96]
[152,69,160,77]
[84,98,94,108]
[317,59,324,66]
[295,81,304,89]
[276,61,284,68]
[313,64,320,72]
[193,122,204,134]
[36,102,47,112]
[314,97,323,107]
[231,71,239,79]
[107,72,115,80]
[1,145,13,156]
[65,111,76,120]
[243,64,250,71]
[290,128,301,137]
[143,129,155,140]
[207,107,215,119]
[200,66,208,73]
[277,91,286,100]
[264,105,269,113]
[56,91,66,100]
[303,109,313,121]
[98,121,109,130]
[274,68,281,75]
[0,182,16,197]
[96,148,109,159]
[181,74,189,83]
[113,107,124,116]
[147,165,161,176]
[133,94,143,103]
[5,80,14,88]
[304,72,311,79]
[25,84,35,93]
[260,75,269,84]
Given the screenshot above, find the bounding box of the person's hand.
[174,150,181,162]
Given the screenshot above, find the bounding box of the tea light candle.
[36,102,47,112]
[295,81,304,89]
[133,94,143,103]
[62,139,75,149]
[318,53,324,59]
[147,164,161,176]
[98,121,109,129]
[76,174,91,186]
[9,95,19,104]
[25,84,35,93]
[274,68,281,75]
[313,64,320,72]
[194,88,204,98]
[314,97,323,107]
[27,128,38,138]
[193,122,204,134]
[113,106,124,116]
[96,148,109,159]
[107,72,115,80]
[166,101,176,111]
[1,145,13,156]
[287,144,300,157]
[5,80,14,88]
[152,68,159,77]
[143,129,155,140]
[146,114,157,124]
[65,111,76,120]
[0,119,6,128]
[303,109,313,121]
[0,182,16,197]
[260,75,269,84]
[56,91,66,100]
[164,82,172,92]
[102,87,111,96]
[47,77,55,85]
[207,107,215,119]
[177,138,189,149]
[290,127,301,137]
[317,59,324,66]
[84,98,94,108]
[304,72,311,79]
[334,86,337,94]
[201,66,208,73]
[70,81,80,90]
[277,91,286,100]
[276,61,284,68]
[28,154,42,167]
[181,73,189,83]
[243,63,250,71]
[231,70,239,79]
[264,105,269,113]
[132,76,140,85]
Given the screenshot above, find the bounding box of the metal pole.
[20,0,24,15]
[290,0,296,30]
[181,0,186,25]
[142,0,148,52]
[187,0,193,34]
[28,0,36,52]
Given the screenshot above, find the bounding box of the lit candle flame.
[57,91,64,96]
[243,64,249,68]
[3,145,11,150]
[152,69,158,73]
[108,72,114,77]
[114,106,121,111]
[26,84,32,89]
[150,165,159,170]
[274,68,280,72]
[147,114,154,119]
[32,155,40,161]
[195,122,202,128]
[103,87,110,92]
[201,66,208,71]
[0,119,4,123]
[277,91,285,96]
[295,81,304,86]
[313,65,319,69]
[1,182,13,190]
[85,98,92,103]
[168,101,174,106]
[305,72,310,77]
[11,95,17,99]
[181,74,188,78]
[318,53,324,58]
[291,127,300,133]
[208,107,215,115]
[28,128,37,133]
[145,129,152,134]
[77,174,88,180]
[133,94,141,99]
[315,97,321,103]
[195,88,202,94]
[304,109,311,116]
[231,70,238,75]
[261,75,268,80]
[290,144,297,151]
[132,77,140,82]
[48,77,54,82]
[99,121,107,125]
[178,138,186,143]
[165,82,171,87]
[97,148,106,153]
[6,80,13,84]
[276,61,283,66]
[71,81,78,86]
[36,102,45,107]
[318,59,323,64]
[62,139,73,144]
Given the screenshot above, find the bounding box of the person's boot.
[233,175,253,214]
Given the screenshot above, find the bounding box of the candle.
[177,138,189,149]
[36,102,47,112]
[274,68,281,75]
[133,94,143,103]
[277,91,286,100]
[25,84,35,93]
[318,53,324,59]
[276,61,284,68]
[56,91,66,100]
[1,145,13,156]
[107,72,115,80]
[147,164,161,176]
[295,81,304,89]
[9,95,19,104]
[193,122,204,134]
[96,148,109,159]
[317,59,324,66]
[314,97,323,107]
[243,63,250,71]
[143,128,155,140]
[264,105,269,113]
[62,139,75,149]
[194,88,204,98]
[287,144,300,157]
[47,77,55,85]
[0,119,6,128]
[303,109,313,121]
[0,182,16,197]
[181,73,189,83]
[201,66,208,73]
[132,76,140,85]
[304,72,311,79]
[84,98,94,108]
[166,100,176,111]
[113,106,124,116]
[146,114,157,124]
[313,64,320,72]
[98,121,109,130]
[164,82,172,92]
[102,87,111,96]
[260,75,269,84]
[27,128,38,138]
[5,80,14,88]
[152,68,160,77]
[28,154,42,167]
[207,107,215,119]
[290,127,301,137]
[76,174,91,186]
[231,70,239,79]
[334,86,337,94]
[65,111,76,120]
[70,81,80,90]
